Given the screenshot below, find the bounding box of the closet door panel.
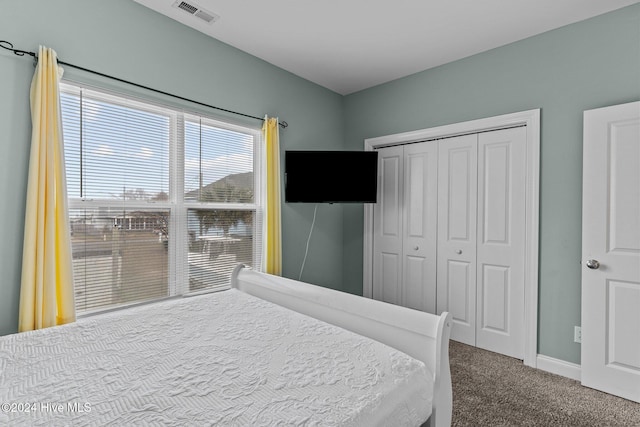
[437,134,478,345]
[373,146,404,305]
[403,142,438,313]
[380,253,401,304]
[476,127,526,359]
[481,264,510,331]
[404,255,427,310]
[447,260,473,327]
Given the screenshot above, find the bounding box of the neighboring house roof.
[185,171,253,201]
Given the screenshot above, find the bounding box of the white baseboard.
[536,354,581,381]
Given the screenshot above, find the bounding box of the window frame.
[60,81,264,313]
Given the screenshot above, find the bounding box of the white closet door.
[373,145,404,305]
[475,127,526,359]
[403,142,438,313]
[437,134,478,345]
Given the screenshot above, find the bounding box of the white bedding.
[0,289,433,426]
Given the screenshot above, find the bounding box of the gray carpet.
[449,341,640,426]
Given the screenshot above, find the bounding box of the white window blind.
[60,83,263,314]
[184,115,261,291]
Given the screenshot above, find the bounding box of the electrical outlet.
[574,326,582,343]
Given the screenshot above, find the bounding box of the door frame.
[363,109,540,368]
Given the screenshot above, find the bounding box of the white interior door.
[403,142,438,313]
[475,127,526,359]
[581,101,640,403]
[373,145,404,305]
[437,134,478,345]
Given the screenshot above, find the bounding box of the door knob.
[455,249,462,254]
[414,246,420,251]
[586,259,600,270]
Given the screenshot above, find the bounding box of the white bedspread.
[0,289,433,426]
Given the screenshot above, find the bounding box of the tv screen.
[285,151,378,203]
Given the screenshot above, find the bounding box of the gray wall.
[0,0,345,335]
[343,4,640,364]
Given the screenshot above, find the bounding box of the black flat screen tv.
[285,151,378,203]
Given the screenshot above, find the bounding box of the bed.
[0,265,452,426]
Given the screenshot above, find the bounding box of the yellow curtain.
[263,117,282,275]
[19,46,75,332]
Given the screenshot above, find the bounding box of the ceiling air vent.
[173,1,219,24]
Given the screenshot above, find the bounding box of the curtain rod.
[0,40,288,129]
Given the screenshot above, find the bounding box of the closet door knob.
[455,249,462,254]
[414,246,420,251]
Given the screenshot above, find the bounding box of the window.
[60,83,263,313]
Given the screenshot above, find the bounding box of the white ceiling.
[133,0,638,95]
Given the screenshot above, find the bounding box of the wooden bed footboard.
[231,264,452,427]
